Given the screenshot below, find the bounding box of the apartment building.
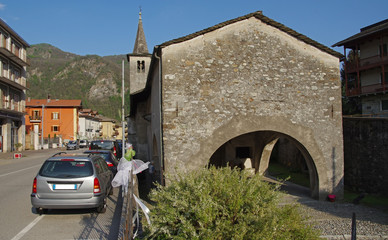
[78,109,101,140]
[25,98,82,149]
[0,18,29,152]
[333,19,388,116]
[99,116,121,140]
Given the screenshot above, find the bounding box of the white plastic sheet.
[111,158,152,232]
[111,159,150,191]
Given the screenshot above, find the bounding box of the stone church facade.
[128,11,344,200]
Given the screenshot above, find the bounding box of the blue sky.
[1,0,387,56]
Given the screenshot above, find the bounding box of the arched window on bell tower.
[137,60,145,73]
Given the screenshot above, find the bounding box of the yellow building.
[99,116,122,140]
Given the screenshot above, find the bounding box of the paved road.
[0,148,122,240]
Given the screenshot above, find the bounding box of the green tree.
[341,51,361,115]
[144,167,320,240]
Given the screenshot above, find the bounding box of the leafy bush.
[144,166,320,239]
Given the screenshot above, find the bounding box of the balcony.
[0,46,29,67]
[347,83,387,97]
[29,116,42,122]
[0,76,27,90]
[345,55,388,73]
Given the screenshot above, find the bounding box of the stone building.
[128,11,344,200]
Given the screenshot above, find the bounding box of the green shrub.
[144,166,320,240]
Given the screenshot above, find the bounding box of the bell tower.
[127,10,151,94]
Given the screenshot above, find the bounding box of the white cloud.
[0,3,5,10]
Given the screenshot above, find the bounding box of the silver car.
[31,153,114,214]
[79,140,89,148]
[66,140,79,150]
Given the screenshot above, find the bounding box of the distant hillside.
[27,43,130,120]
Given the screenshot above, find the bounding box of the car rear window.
[89,153,109,161]
[90,141,114,150]
[39,161,93,178]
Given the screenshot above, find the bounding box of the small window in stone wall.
[236,147,251,158]
[382,100,388,111]
[137,60,145,73]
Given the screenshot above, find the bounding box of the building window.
[14,69,20,83]
[32,110,40,119]
[52,112,59,120]
[52,126,60,132]
[381,72,388,84]
[137,60,145,73]
[14,94,19,111]
[3,62,8,79]
[380,43,387,57]
[382,100,388,111]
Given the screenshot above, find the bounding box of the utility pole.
[41,104,44,149]
[122,59,133,239]
[122,59,126,158]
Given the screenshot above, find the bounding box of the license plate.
[53,184,77,190]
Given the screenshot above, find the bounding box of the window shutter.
[58,126,60,132]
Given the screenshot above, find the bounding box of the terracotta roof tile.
[26,99,82,107]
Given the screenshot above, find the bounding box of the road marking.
[10,215,44,240]
[0,164,41,178]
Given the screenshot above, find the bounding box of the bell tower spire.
[133,9,149,54]
[127,8,152,94]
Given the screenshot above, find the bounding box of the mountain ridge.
[26,43,130,120]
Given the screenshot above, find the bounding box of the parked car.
[89,140,122,159]
[31,152,114,214]
[83,150,119,174]
[66,140,79,150]
[116,140,123,158]
[79,140,89,148]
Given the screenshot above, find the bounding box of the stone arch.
[195,115,329,200]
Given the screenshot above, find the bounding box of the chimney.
[28,97,30,102]
[47,94,51,103]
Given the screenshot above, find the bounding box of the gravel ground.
[278,180,388,240]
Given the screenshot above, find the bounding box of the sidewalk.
[0,147,66,160]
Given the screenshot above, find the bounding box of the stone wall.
[343,117,388,195]
[158,16,344,199]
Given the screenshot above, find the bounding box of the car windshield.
[68,141,77,144]
[39,161,93,178]
[91,141,113,150]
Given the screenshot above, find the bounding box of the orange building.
[25,98,82,143]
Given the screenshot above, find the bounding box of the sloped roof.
[26,99,82,107]
[332,19,388,47]
[0,17,30,47]
[129,11,343,117]
[159,11,342,58]
[99,115,117,123]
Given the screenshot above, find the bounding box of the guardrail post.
[351,212,356,240]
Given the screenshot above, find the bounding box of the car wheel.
[96,198,107,213]
[36,208,47,215]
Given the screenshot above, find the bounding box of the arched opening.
[209,131,319,198]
